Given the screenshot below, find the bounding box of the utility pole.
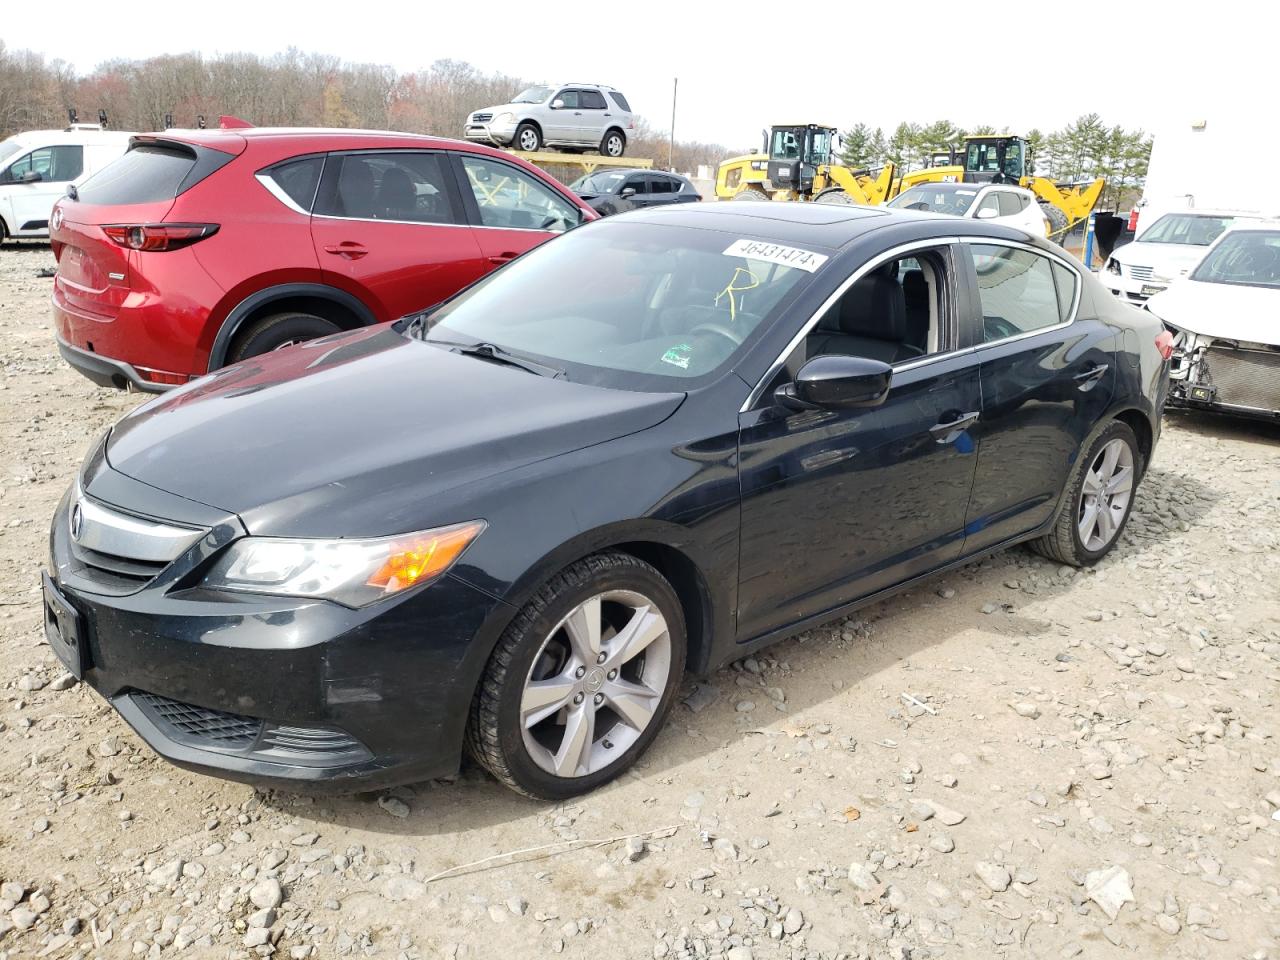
[669,78,677,172]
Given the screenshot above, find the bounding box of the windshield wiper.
[428,339,566,379]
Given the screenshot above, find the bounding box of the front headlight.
[750,160,768,171]
[496,112,515,123]
[200,521,485,608]
[1106,258,1121,275]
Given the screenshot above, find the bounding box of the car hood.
[1115,240,1209,281]
[105,326,684,536]
[1146,279,1278,343]
[474,103,524,116]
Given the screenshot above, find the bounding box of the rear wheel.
[600,130,626,158]
[732,186,770,202]
[467,553,686,799]
[1041,203,1069,244]
[814,187,857,205]
[515,123,542,152]
[1031,420,1141,567]
[228,312,340,363]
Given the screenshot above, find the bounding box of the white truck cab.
[0,125,133,241]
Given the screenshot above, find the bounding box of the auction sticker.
[723,239,829,273]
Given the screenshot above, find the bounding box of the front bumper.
[1167,334,1280,420]
[464,122,518,147]
[1099,270,1168,304]
[45,468,511,791]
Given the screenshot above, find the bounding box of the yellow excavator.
[717,123,1105,242]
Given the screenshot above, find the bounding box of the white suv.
[465,84,636,157]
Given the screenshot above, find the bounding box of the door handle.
[1073,363,1109,391]
[323,242,369,260]
[929,410,980,444]
[487,251,519,265]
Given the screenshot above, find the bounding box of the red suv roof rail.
[219,116,254,129]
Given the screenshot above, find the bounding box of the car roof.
[1219,219,1280,234]
[1150,208,1268,219]
[901,181,1027,195]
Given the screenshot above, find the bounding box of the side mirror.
[975,206,1000,220]
[20,170,43,183]
[776,355,893,411]
[551,99,565,110]
[619,187,636,199]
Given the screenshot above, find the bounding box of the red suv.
[50,128,596,390]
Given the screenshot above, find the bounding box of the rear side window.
[580,90,608,110]
[970,244,1068,342]
[608,92,632,112]
[1051,262,1078,321]
[314,152,459,224]
[77,144,208,204]
[997,192,1021,217]
[264,156,323,211]
[650,177,675,195]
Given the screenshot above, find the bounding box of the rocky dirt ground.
[0,243,1278,960]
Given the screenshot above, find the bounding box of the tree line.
[839,115,1151,208]
[0,42,729,179]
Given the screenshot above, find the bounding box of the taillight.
[1127,207,1140,232]
[1155,330,1174,361]
[102,223,219,252]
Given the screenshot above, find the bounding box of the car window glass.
[580,90,608,110]
[556,90,581,109]
[75,144,196,204]
[1051,262,1078,321]
[265,156,323,211]
[975,193,1000,217]
[461,155,579,233]
[608,92,632,112]
[1018,194,1031,211]
[997,192,1021,217]
[623,177,648,195]
[650,177,675,195]
[6,145,83,182]
[970,244,1065,341]
[315,152,457,224]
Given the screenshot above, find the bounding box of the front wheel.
[515,123,542,152]
[1031,420,1141,567]
[467,553,686,799]
[814,187,857,205]
[600,130,626,158]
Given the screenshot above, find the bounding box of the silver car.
[465,83,635,157]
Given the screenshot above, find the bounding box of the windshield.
[1190,231,1280,289]
[422,221,824,390]
[571,172,626,194]
[511,86,552,104]
[888,186,977,216]
[0,139,22,168]
[1138,213,1239,246]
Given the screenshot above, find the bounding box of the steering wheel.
[689,322,744,346]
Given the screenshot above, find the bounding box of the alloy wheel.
[519,129,539,151]
[1078,438,1134,551]
[605,134,624,157]
[520,590,671,778]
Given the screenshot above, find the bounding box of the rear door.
[960,240,1118,553]
[310,150,488,320]
[576,89,610,145]
[646,175,682,208]
[452,153,583,265]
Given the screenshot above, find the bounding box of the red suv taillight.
[102,223,219,252]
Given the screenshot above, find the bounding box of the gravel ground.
[1,242,1279,960]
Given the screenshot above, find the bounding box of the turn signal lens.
[367,522,487,592]
[102,223,219,251]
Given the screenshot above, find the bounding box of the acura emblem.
[70,502,83,541]
[51,207,63,232]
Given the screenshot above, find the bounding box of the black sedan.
[570,168,702,216]
[43,202,1171,799]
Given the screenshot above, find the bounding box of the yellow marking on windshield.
[714,268,761,321]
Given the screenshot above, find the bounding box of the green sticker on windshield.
[661,343,693,370]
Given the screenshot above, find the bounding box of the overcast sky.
[5,0,1263,147]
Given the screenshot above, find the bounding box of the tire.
[1030,420,1141,567]
[1041,203,1069,245]
[600,129,626,158]
[467,552,687,800]
[732,187,770,202]
[228,312,341,363]
[814,187,856,205]
[514,123,542,152]
[0,218,7,246]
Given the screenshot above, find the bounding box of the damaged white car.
[1146,222,1280,420]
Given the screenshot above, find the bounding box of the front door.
[960,241,1119,553]
[735,245,981,642]
[453,154,584,266]
[545,89,582,143]
[3,145,83,232]
[311,150,489,320]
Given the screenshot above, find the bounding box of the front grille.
[471,113,493,123]
[1203,346,1280,411]
[66,492,204,594]
[135,692,262,748]
[1127,265,1154,280]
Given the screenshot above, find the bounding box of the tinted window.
[5,145,83,182]
[460,155,579,233]
[1051,262,1078,321]
[622,177,648,195]
[265,156,323,211]
[997,192,1021,216]
[580,90,608,110]
[76,145,196,204]
[650,177,675,195]
[608,92,632,112]
[970,244,1066,341]
[315,152,457,224]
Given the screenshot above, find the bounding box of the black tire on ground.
[600,129,626,158]
[228,312,341,363]
[732,187,770,201]
[467,552,687,800]
[1041,203,1069,245]
[1030,420,1141,567]
[514,123,542,152]
[0,219,7,246]
[814,187,856,205]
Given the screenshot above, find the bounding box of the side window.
[580,90,608,110]
[265,156,323,211]
[622,177,648,195]
[556,90,581,109]
[461,155,580,233]
[1018,193,1032,211]
[315,152,458,224]
[997,191,1021,217]
[650,177,675,195]
[1051,262,1078,322]
[970,244,1066,342]
[608,92,632,112]
[975,192,1000,218]
[7,145,82,182]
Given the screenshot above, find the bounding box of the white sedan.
[1146,222,1280,420]
[1101,209,1262,304]
[887,183,1051,237]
